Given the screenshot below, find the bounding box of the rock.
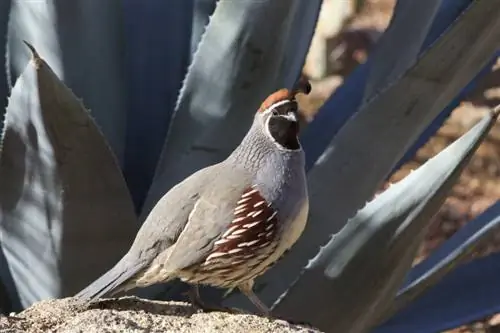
[0,297,322,333]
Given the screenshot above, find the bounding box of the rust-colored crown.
[258,77,311,112]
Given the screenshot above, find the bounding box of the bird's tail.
[75,257,146,301]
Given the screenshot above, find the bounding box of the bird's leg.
[188,285,213,310]
[238,282,271,317]
[188,285,243,314]
[239,284,314,326]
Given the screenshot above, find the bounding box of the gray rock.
[0,297,322,333]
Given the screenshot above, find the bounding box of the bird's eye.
[271,109,279,116]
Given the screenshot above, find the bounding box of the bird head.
[255,78,311,151]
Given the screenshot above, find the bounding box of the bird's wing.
[77,166,215,299]
[128,165,221,263]
[159,169,261,273]
[160,171,281,274]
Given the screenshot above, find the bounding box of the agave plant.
[0,0,499,332]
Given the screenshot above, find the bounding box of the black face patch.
[271,100,298,116]
[267,109,300,150]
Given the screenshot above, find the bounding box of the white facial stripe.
[261,99,292,114]
[281,112,297,122]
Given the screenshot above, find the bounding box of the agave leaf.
[7,0,128,164]
[362,0,442,101]
[374,243,500,333]
[121,0,195,210]
[301,0,474,170]
[223,0,500,311]
[0,0,11,112]
[191,0,217,59]
[271,106,499,332]
[383,199,500,321]
[0,44,137,309]
[142,0,322,217]
[393,53,499,172]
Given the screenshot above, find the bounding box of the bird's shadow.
[84,296,314,328]
[86,297,199,317]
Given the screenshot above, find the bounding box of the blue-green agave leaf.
[121,0,195,210]
[374,218,500,333]
[387,194,500,320]
[0,43,137,309]
[393,53,498,172]
[271,104,499,333]
[142,0,323,217]
[191,0,217,60]
[362,0,442,102]
[301,0,474,170]
[7,0,128,164]
[224,0,500,311]
[0,0,10,112]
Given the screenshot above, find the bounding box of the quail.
[76,79,312,315]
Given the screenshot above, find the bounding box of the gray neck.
[226,120,304,173]
[226,120,307,226]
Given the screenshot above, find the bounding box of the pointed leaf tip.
[22,40,42,67]
[492,103,500,117]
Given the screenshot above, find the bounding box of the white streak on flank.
[221,225,239,238]
[253,200,266,208]
[232,216,246,223]
[235,204,247,210]
[259,241,271,248]
[232,228,247,235]
[206,252,227,261]
[234,205,248,215]
[214,238,230,246]
[227,234,242,240]
[229,248,244,254]
[267,211,277,221]
[251,209,264,218]
[265,231,274,238]
[243,221,261,229]
[237,197,252,204]
[238,239,260,247]
[241,188,258,198]
[265,224,274,231]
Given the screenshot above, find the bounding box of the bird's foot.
[186,286,244,314]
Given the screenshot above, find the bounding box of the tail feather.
[76,258,146,301]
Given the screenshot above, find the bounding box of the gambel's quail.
[76,79,312,315]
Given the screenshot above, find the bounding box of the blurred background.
[299,1,500,332]
[0,1,498,332]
